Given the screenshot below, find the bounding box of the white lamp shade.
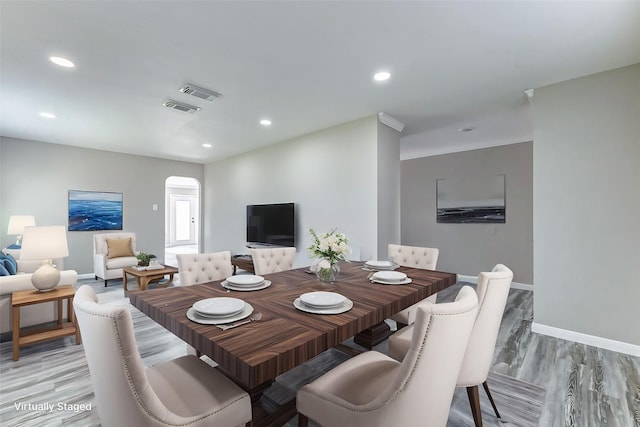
[20,226,69,260]
[7,215,36,235]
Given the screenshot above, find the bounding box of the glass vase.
[316,261,340,283]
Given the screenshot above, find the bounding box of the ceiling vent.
[162,100,201,114]
[179,83,221,101]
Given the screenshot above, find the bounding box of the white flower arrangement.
[308,228,351,265]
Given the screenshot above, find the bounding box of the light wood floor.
[0,279,638,426]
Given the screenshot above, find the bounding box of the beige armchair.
[297,286,479,427]
[73,285,252,427]
[389,264,514,427]
[177,251,233,286]
[93,232,138,286]
[388,244,440,328]
[248,247,296,275]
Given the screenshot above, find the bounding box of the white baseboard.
[531,322,640,357]
[456,274,533,291]
[78,273,95,280]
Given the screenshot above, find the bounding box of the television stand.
[231,254,255,274]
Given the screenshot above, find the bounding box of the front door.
[169,194,198,246]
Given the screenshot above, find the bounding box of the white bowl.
[226,275,264,286]
[193,297,245,317]
[372,271,407,282]
[299,291,346,309]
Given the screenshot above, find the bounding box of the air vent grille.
[180,84,221,101]
[162,100,201,114]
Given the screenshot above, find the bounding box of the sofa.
[93,232,138,286]
[0,269,78,335]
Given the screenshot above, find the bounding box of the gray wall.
[203,115,398,266]
[532,64,640,345]
[0,137,204,274]
[400,142,533,284]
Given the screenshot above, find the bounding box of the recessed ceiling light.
[260,119,272,126]
[373,71,391,82]
[39,112,56,119]
[49,56,75,68]
[458,127,475,133]
[202,143,212,148]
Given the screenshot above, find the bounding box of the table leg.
[140,277,150,291]
[57,298,63,327]
[157,273,175,288]
[353,322,391,350]
[70,296,81,345]
[123,271,129,291]
[12,305,20,361]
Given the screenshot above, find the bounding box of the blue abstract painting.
[68,190,123,231]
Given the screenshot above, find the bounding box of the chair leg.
[466,385,483,427]
[298,413,309,427]
[482,381,501,419]
[104,279,108,287]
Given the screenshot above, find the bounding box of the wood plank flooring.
[0,278,638,426]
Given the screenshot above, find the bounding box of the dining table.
[128,261,457,427]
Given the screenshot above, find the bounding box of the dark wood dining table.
[129,261,456,427]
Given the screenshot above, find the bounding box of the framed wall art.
[68,190,123,231]
[436,175,505,223]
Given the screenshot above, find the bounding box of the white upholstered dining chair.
[248,247,296,275]
[73,285,252,427]
[388,244,440,328]
[297,286,479,427]
[177,251,233,286]
[389,264,514,427]
[176,251,234,356]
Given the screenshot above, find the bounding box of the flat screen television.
[246,202,295,247]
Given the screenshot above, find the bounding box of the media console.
[231,254,255,274]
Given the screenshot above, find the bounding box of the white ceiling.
[2,1,639,164]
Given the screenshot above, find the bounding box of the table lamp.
[20,225,69,292]
[7,215,36,248]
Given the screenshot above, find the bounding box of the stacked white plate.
[364,260,397,271]
[222,274,272,291]
[193,297,245,317]
[370,270,412,285]
[187,297,254,325]
[294,291,353,314]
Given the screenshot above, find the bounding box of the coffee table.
[122,265,178,291]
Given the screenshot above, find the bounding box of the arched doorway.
[165,176,200,266]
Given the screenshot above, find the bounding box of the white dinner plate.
[299,291,347,309]
[226,274,265,286]
[293,298,353,314]
[371,271,407,282]
[187,303,254,325]
[221,280,272,292]
[192,297,245,317]
[365,260,397,270]
[371,277,413,285]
